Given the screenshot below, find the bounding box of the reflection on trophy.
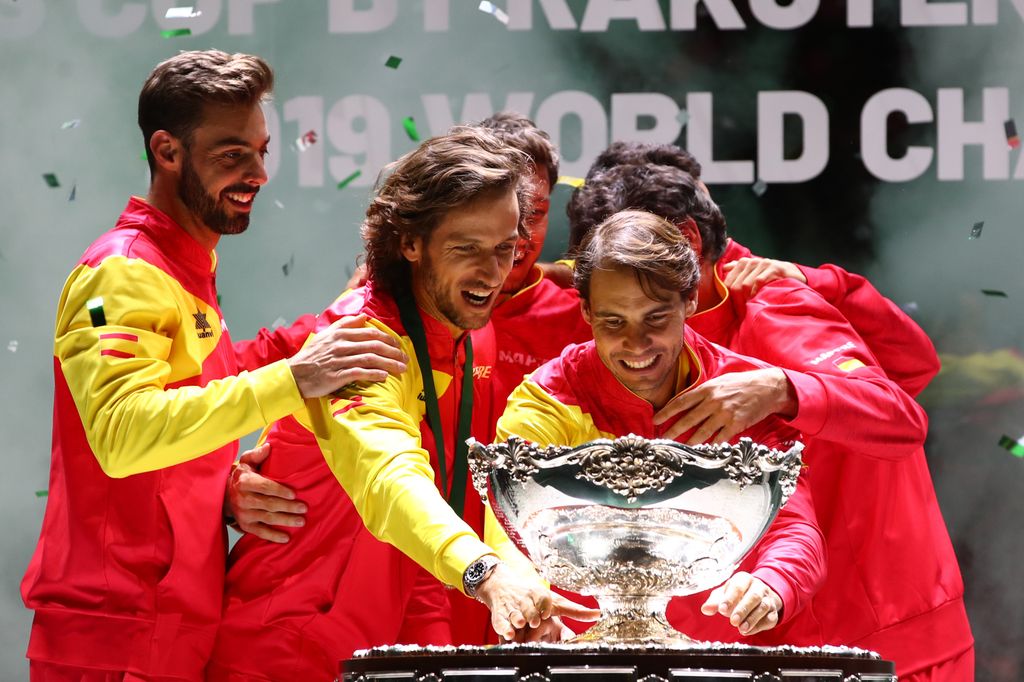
[467,434,804,645]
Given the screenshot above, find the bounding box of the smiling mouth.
[621,355,658,370]
[224,191,256,210]
[462,289,495,307]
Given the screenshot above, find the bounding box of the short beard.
[421,253,489,331]
[178,149,251,235]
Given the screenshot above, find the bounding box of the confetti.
[295,129,318,152]
[899,301,919,315]
[217,294,222,306]
[1005,119,1020,149]
[274,199,285,209]
[271,316,287,330]
[141,149,148,161]
[35,490,48,498]
[385,55,402,69]
[161,28,191,38]
[7,340,17,353]
[282,254,295,277]
[68,184,76,202]
[60,119,80,130]
[478,1,510,24]
[43,173,60,188]
[968,221,983,239]
[86,297,106,327]
[165,6,200,18]
[998,434,1024,458]
[676,109,690,127]
[981,289,1008,298]
[752,179,768,196]
[337,169,362,190]
[556,176,585,188]
[402,116,420,142]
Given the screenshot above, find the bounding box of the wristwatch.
[462,554,502,598]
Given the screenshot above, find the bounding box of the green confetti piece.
[385,55,402,69]
[336,169,362,190]
[35,490,48,498]
[43,173,60,188]
[141,149,148,161]
[402,116,420,142]
[969,221,983,239]
[86,296,106,327]
[998,434,1024,458]
[216,294,222,306]
[981,289,1008,298]
[161,28,191,38]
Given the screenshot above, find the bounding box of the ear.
[150,130,183,173]
[399,234,423,264]
[580,298,592,325]
[683,292,698,318]
[677,217,704,263]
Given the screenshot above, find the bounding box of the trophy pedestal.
[341,643,896,681]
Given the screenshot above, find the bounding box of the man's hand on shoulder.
[287,314,408,398]
[723,257,806,297]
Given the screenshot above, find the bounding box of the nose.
[478,252,508,288]
[246,154,269,186]
[621,324,651,352]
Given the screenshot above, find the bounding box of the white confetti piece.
[165,6,201,18]
[752,179,768,197]
[7,340,18,353]
[478,1,510,24]
[271,317,287,330]
[61,119,81,130]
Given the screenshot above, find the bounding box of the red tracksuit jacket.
[689,247,972,677]
[209,284,505,681]
[496,329,826,640]
[22,198,303,679]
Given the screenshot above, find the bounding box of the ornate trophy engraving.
[468,435,804,645]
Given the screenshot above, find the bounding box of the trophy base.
[343,642,897,681]
[568,595,696,645]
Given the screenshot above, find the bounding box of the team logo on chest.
[193,310,215,339]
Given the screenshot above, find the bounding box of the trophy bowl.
[468,434,803,645]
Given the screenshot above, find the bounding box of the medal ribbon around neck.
[396,291,474,517]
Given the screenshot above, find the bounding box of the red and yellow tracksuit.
[496,329,826,640]
[692,240,972,680]
[21,198,304,680]
[209,284,533,681]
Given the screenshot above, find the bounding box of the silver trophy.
[468,434,804,645]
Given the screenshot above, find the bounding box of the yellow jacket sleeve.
[496,375,609,447]
[56,258,303,478]
[304,323,493,593]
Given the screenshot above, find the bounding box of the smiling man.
[21,51,408,681]
[207,127,597,682]
[497,209,826,642]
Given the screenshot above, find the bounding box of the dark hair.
[139,50,274,174]
[587,141,702,181]
[567,163,727,263]
[362,126,533,294]
[477,111,559,187]
[575,210,701,304]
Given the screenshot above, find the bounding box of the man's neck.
[146,181,219,253]
[694,259,722,314]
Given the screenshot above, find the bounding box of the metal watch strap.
[463,555,501,598]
